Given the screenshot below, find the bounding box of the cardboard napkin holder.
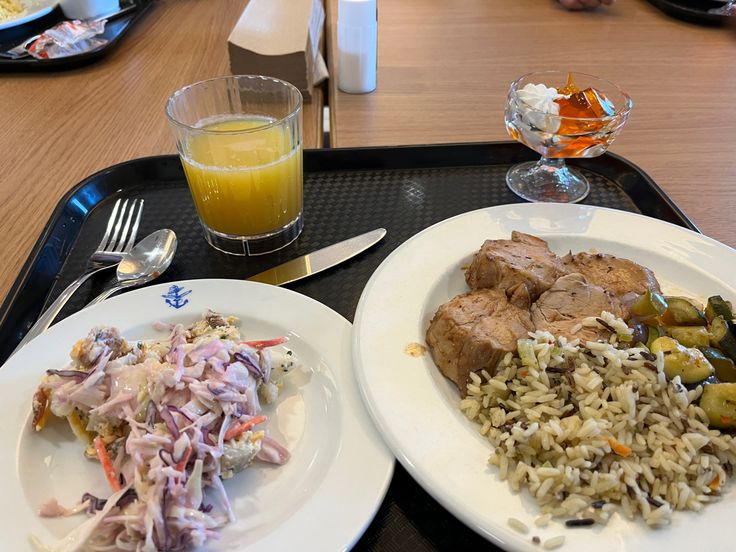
[228,0,326,102]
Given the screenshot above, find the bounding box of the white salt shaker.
[337,0,377,94]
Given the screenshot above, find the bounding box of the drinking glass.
[504,71,632,203]
[166,75,303,255]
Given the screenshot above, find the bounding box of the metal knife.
[247,228,387,286]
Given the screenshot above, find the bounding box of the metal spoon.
[87,229,177,306]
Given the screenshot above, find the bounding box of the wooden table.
[326,0,736,246]
[0,0,323,305]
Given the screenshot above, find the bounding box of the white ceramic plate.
[353,203,736,552]
[0,279,393,551]
[0,0,57,31]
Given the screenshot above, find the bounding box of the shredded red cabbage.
[168,405,194,423]
[81,492,107,514]
[159,405,180,439]
[46,369,88,381]
[145,400,158,427]
[158,448,173,466]
[234,351,264,380]
[206,383,225,396]
[115,488,138,509]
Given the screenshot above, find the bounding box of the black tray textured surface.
[0,0,153,70]
[645,0,729,26]
[42,164,648,324]
[0,143,696,551]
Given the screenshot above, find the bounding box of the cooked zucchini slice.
[650,336,713,384]
[630,290,668,318]
[709,316,736,361]
[700,347,736,383]
[700,383,736,429]
[711,315,728,343]
[661,297,707,326]
[646,325,663,351]
[664,326,711,348]
[705,296,734,323]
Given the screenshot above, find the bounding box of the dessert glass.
[504,71,632,203]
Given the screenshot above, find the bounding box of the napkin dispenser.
[227,0,328,102]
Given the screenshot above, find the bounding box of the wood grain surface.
[0,0,323,305]
[327,0,736,247]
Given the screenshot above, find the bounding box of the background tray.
[0,0,152,70]
[646,0,730,26]
[0,142,696,550]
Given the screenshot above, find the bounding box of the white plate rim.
[0,278,394,551]
[0,0,57,31]
[352,203,736,552]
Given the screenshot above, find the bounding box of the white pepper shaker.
[337,0,377,94]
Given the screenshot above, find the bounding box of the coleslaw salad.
[32,311,296,551]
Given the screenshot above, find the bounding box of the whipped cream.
[514,83,563,133]
[516,83,561,114]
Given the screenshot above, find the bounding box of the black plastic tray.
[0,142,696,550]
[0,0,153,70]
[646,0,730,26]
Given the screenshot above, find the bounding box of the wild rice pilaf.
[460,311,736,527]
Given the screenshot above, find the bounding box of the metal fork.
[13,198,144,354]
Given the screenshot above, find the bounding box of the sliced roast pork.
[426,289,534,394]
[563,252,661,309]
[465,231,567,304]
[531,273,627,342]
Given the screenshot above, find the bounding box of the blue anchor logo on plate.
[162,284,192,309]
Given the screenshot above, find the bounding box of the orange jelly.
[557,88,615,119]
[557,73,581,95]
[554,74,616,136]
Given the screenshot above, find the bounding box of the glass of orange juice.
[166,75,303,255]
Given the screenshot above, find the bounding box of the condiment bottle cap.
[338,0,377,26]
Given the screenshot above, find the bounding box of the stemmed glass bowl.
[504,71,632,203]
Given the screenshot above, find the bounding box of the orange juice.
[181,116,303,237]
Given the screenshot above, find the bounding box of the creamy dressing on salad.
[32,311,297,551]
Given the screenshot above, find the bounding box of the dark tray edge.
[0,168,89,338]
[645,0,727,26]
[579,149,699,232]
[0,0,154,71]
[0,142,698,351]
[0,156,185,340]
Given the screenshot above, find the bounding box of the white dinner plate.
[353,203,736,552]
[0,0,57,31]
[0,279,393,551]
